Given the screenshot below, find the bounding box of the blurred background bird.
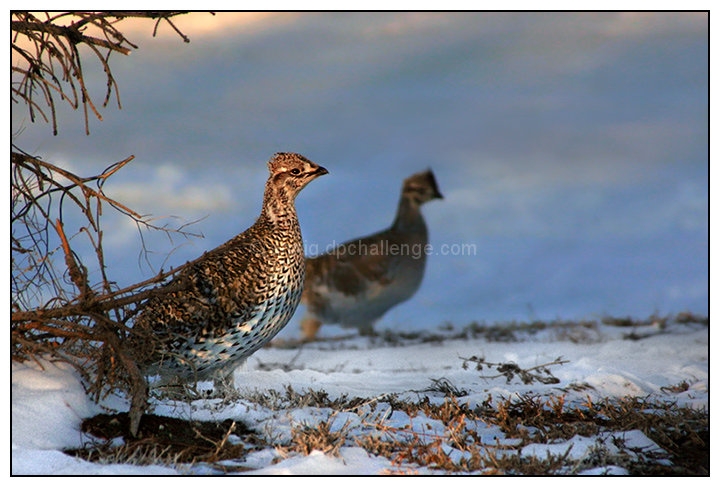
[301,169,442,340]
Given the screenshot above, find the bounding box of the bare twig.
[460,356,569,385]
[11,12,203,437]
[11,11,190,135]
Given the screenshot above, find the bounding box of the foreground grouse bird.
[133,153,327,388]
[300,169,442,340]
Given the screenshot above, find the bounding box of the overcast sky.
[11,12,708,332]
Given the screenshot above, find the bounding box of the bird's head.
[401,169,443,206]
[267,152,329,199]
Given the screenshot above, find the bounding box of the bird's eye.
[290,168,301,176]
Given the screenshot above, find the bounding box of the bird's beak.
[312,166,329,177]
[423,169,442,199]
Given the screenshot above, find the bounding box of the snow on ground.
[11,319,708,475]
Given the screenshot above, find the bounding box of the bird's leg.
[213,370,236,393]
[301,316,322,341]
[356,321,377,336]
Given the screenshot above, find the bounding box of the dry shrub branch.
[10,11,202,435]
[11,11,191,135]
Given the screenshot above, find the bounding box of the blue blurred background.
[11,12,708,336]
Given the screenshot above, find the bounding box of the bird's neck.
[392,195,426,233]
[259,181,298,226]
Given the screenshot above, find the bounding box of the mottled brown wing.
[137,230,262,341]
[306,229,402,297]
